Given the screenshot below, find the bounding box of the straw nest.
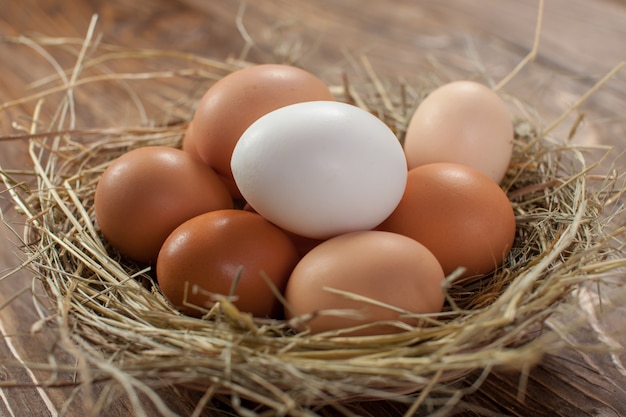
[1,18,626,417]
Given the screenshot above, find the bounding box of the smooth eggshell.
[284,231,445,336]
[188,64,335,197]
[156,209,299,318]
[94,146,233,264]
[378,162,516,278]
[403,80,514,184]
[231,101,408,239]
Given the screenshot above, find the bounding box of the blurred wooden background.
[1,0,625,416]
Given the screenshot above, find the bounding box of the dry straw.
[1,8,626,417]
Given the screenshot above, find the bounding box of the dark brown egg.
[156,209,299,318]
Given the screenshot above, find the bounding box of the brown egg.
[94,146,233,264]
[284,231,445,336]
[378,162,516,278]
[156,209,299,318]
[187,64,335,197]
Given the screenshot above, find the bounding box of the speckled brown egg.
[186,64,335,198]
[378,162,516,278]
[284,231,445,336]
[94,146,233,264]
[156,209,299,318]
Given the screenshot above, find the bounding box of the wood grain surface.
[1,0,625,416]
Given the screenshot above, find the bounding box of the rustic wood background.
[1,0,625,416]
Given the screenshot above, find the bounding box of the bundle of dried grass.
[1,13,626,417]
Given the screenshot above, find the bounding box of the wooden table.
[1,1,625,416]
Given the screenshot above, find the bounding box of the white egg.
[231,101,407,239]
